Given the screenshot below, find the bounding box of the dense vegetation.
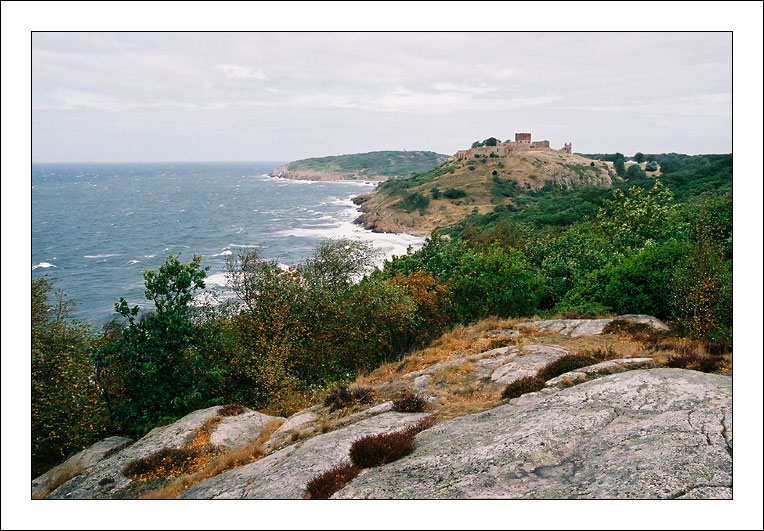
[31,152,732,479]
[285,150,448,178]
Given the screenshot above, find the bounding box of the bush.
[392,392,428,413]
[305,463,360,499]
[217,403,245,417]
[501,376,545,399]
[536,355,599,381]
[398,192,430,213]
[349,431,414,468]
[444,188,468,199]
[431,187,441,199]
[323,385,377,411]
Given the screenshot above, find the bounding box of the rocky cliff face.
[36,315,731,500]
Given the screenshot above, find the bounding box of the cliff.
[39,315,731,500]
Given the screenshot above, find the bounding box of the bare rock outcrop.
[511,314,669,337]
[32,436,133,498]
[181,412,428,499]
[333,369,732,499]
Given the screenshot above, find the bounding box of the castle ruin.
[453,133,571,160]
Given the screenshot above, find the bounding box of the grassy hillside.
[355,150,618,234]
[272,150,449,181]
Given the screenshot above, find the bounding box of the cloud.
[561,92,731,118]
[432,82,498,94]
[217,64,268,81]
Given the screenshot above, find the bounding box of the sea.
[32,162,424,326]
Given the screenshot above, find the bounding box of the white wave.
[205,272,229,287]
[32,262,56,270]
[127,260,140,265]
[144,254,156,259]
[228,243,260,248]
[210,249,233,257]
[84,253,120,259]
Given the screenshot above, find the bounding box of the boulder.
[333,369,731,499]
[181,411,429,499]
[32,436,133,499]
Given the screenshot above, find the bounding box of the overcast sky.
[32,31,731,162]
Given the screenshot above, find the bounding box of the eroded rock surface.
[48,406,223,499]
[181,412,428,499]
[32,436,133,498]
[333,369,731,499]
[512,314,669,337]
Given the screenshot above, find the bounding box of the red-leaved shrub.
[305,463,360,499]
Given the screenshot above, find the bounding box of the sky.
[32,31,732,162]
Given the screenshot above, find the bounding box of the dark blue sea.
[32,162,424,326]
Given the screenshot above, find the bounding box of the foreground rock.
[47,406,283,499]
[334,369,731,499]
[32,436,133,498]
[511,314,669,337]
[181,412,428,499]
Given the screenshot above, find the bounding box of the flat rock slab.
[261,406,322,452]
[48,406,223,499]
[181,411,428,499]
[210,410,285,450]
[545,357,655,387]
[490,345,570,385]
[512,314,669,337]
[333,369,731,499]
[32,436,133,498]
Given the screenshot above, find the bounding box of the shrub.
[431,187,441,199]
[305,463,360,499]
[501,376,545,399]
[323,385,377,411]
[536,355,599,381]
[349,431,414,468]
[122,447,207,480]
[392,392,428,413]
[348,417,435,469]
[444,188,468,199]
[217,403,245,417]
[702,339,732,356]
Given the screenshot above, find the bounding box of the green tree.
[597,180,682,255]
[625,164,646,180]
[633,152,645,163]
[98,253,210,435]
[471,140,483,149]
[484,137,498,147]
[614,156,626,177]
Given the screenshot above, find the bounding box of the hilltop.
[269,150,449,181]
[355,147,619,235]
